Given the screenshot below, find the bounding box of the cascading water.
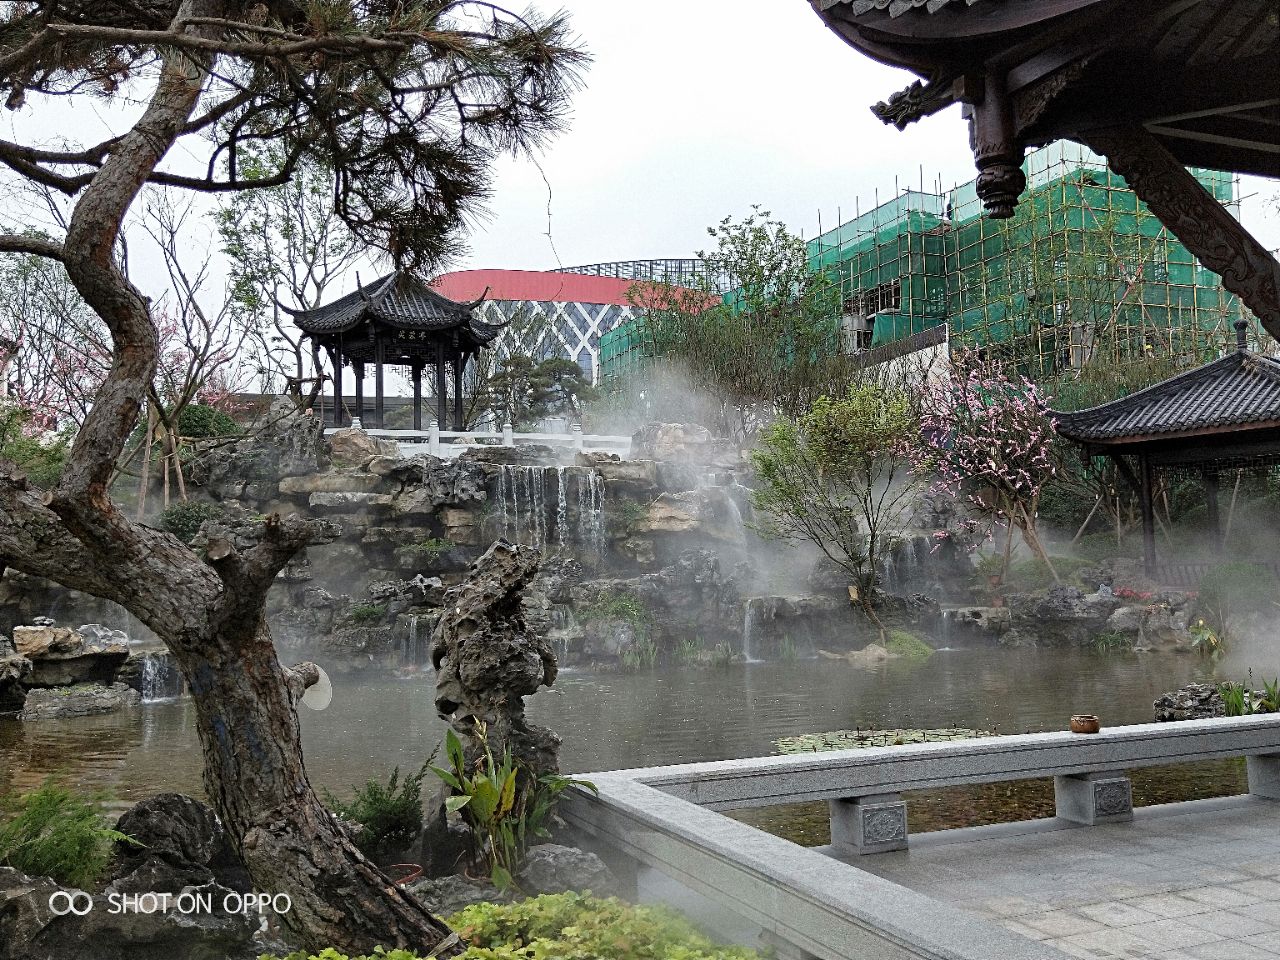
[139,651,185,701]
[404,614,429,667]
[741,598,764,663]
[556,466,568,549]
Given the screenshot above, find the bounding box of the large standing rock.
[18,683,140,720]
[327,426,398,467]
[1154,683,1225,722]
[186,400,327,498]
[0,653,32,712]
[431,541,559,777]
[406,875,508,917]
[109,794,249,894]
[0,866,58,960]
[515,844,618,897]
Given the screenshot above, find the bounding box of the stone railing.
[561,714,1280,960]
[325,420,631,459]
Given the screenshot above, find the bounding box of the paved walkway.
[845,795,1280,960]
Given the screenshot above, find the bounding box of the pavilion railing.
[324,421,631,459]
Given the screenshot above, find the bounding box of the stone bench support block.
[829,793,908,854]
[1054,772,1133,825]
[1247,754,1280,799]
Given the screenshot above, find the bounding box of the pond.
[0,649,1243,841]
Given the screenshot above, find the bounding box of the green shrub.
[324,763,430,861]
[176,403,239,438]
[620,635,658,671]
[0,406,70,489]
[885,630,933,661]
[158,500,224,544]
[1093,630,1133,652]
[400,538,455,563]
[0,781,137,887]
[263,893,763,960]
[582,591,650,626]
[348,603,388,625]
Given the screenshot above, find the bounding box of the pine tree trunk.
[0,6,463,953]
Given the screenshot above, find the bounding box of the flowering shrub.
[1114,587,1155,602]
[913,350,1059,581]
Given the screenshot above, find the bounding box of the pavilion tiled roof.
[832,0,981,16]
[1053,350,1280,443]
[287,271,502,343]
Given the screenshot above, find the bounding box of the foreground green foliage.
[1221,675,1280,717]
[324,764,430,861]
[430,728,596,890]
[0,405,70,489]
[263,893,762,960]
[0,781,136,887]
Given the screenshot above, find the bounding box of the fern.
[0,780,138,887]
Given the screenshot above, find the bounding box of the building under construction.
[601,141,1253,382]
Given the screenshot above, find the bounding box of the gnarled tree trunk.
[0,5,460,955]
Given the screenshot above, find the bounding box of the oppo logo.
[48,891,94,916]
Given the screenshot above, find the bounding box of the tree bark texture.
[0,4,460,955]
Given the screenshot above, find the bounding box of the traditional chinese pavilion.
[288,272,501,430]
[810,0,1280,343]
[1055,321,1280,579]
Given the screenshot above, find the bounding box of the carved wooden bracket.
[1082,125,1280,344]
[968,72,1025,219]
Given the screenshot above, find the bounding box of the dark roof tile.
[1053,351,1280,442]
[288,271,483,336]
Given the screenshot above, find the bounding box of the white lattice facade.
[472,298,641,385]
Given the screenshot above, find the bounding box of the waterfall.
[405,614,428,667]
[575,469,605,558]
[556,467,568,549]
[497,466,509,538]
[140,651,185,702]
[741,598,763,663]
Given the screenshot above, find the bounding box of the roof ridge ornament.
[1235,319,1249,353]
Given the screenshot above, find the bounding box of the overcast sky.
[457,1,1280,272]
[2,1,1277,291]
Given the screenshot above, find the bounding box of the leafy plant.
[621,635,658,671]
[884,630,933,662]
[1093,630,1134,652]
[176,402,240,438]
[1220,673,1280,716]
[582,591,650,626]
[347,603,388,626]
[430,727,596,891]
[778,634,798,662]
[158,500,225,544]
[263,892,762,960]
[0,405,71,489]
[676,634,702,664]
[0,781,138,887]
[1190,618,1225,661]
[403,538,454,560]
[324,761,432,861]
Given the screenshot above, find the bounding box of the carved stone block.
[1055,773,1132,825]
[829,795,908,855]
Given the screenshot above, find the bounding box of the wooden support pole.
[435,352,446,429]
[1139,456,1157,579]
[412,364,423,431]
[374,336,386,429]
[353,361,365,426]
[1204,471,1222,555]
[331,345,344,427]
[452,350,465,431]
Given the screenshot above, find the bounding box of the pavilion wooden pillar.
[1204,471,1222,555]
[411,364,423,431]
[330,344,344,427]
[452,349,465,431]
[374,335,386,429]
[1139,455,1157,579]
[435,352,447,428]
[353,361,365,426]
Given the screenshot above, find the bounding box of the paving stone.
[1180,884,1265,907]
[1057,926,1158,959]
[1076,901,1164,928]
[1127,918,1226,950]
[1122,893,1215,919]
[1180,907,1279,938]
[1237,899,1280,926]
[1183,939,1280,960]
[1021,910,1107,938]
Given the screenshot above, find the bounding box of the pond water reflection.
[0,649,1233,836]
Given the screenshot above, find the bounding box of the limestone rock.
[515,844,618,897]
[0,867,60,960]
[110,794,248,893]
[278,471,382,495]
[396,459,487,513]
[18,682,140,720]
[432,541,560,778]
[641,488,746,544]
[407,875,508,917]
[1154,683,1225,722]
[307,491,394,511]
[75,624,130,647]
[328,426,397,466]
[631,422,725,464]
[27,882,259,960]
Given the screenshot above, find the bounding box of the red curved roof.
[431,269,645,306]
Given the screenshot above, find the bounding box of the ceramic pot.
[1070,714,1101,734]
